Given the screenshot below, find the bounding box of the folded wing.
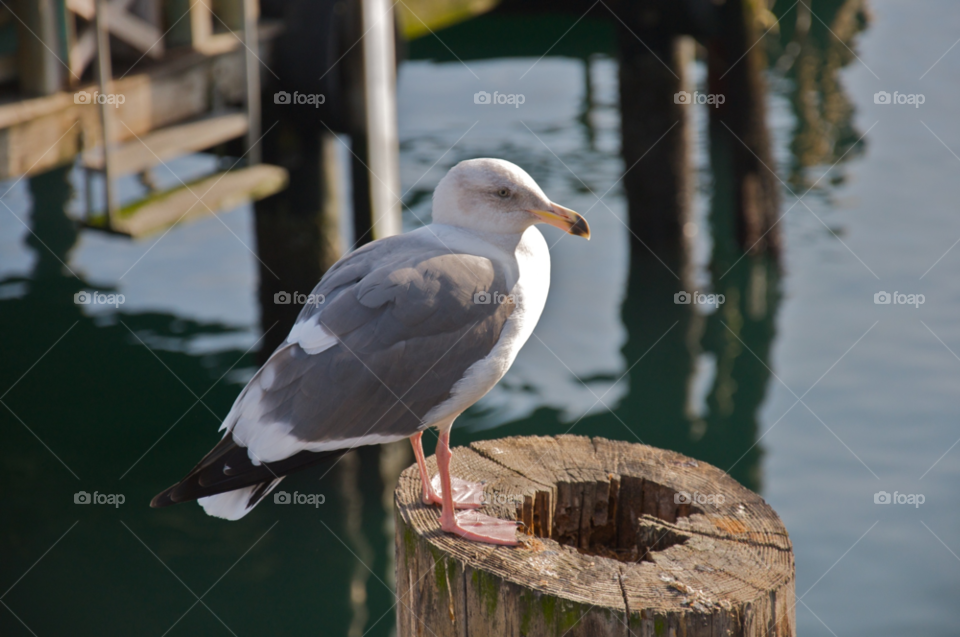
[152,232,516,513]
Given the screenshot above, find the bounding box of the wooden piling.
[395,435,794,636]
[254,128,344,359]
[16,0,63,96]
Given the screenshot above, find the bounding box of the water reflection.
[772,0,870,188]
[576,222,779,493]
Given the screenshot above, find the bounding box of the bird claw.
[441,510,520,546]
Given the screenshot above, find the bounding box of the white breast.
[422,226,551,429]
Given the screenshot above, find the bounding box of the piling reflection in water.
[581,203,779,494]
[771,0,871,188]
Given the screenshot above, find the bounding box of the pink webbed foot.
[441,510,520,546]
[426,474,484,509]
[429,428,519,546]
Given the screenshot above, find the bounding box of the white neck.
[428,222,529,253]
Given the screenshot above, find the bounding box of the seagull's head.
[432,158,590,239]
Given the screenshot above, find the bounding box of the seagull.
[151,158,590,545]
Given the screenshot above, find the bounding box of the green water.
[3,1,960,635]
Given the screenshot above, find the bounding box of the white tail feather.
[198,478,284,520]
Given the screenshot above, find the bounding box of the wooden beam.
[81,111,248,176]
[0,25,279,181]
[69,29,98,80]
[68,0,165,83]
[66,0,95,20]
[92,163,288,236]
[104,2,165,58]
[0,102,86,179]
[190,0,214,48]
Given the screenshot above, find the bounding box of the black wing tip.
[151,479,208,508]
[150,440,348,510]
[150,487,177,508]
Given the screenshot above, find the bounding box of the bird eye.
[497,188,510,198]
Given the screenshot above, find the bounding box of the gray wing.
[226,232,515,458]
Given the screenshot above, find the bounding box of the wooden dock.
[0,0,431,242]
[0,0,291,237]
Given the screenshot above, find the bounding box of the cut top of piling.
[394,435,795,636]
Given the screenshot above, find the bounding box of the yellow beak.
[528,203,591,239]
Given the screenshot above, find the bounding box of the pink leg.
[437,429,519,546]
[410,431,440,505]
[409,431,484,509]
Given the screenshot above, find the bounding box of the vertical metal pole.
[94,0,118,225]
[243,0,262,165]
[360,0,401,239]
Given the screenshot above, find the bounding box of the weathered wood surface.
[67,0,167,67]
[16,0,64,96]
[81,111,248,176]
[395,435,794,637]
[0,24,280,181]
[93,163,287,236]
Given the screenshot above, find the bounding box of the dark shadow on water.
[0,166,396,637]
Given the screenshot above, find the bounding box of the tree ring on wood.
[395,435,795,636]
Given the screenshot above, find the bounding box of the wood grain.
[395,435,795,636]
